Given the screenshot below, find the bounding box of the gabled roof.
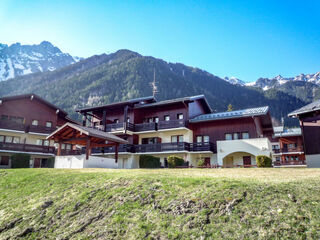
[134,95,212,112]
[47,122,128,144]
[190,106,269,123]
[0,93,68,116]
[274,127,302,137]
[288,99,320,117]
[77,96,156,113]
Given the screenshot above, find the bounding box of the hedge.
[167,155,185,168]
[256,155,272,168]
[139,155,161,168]
[11,153,31,168]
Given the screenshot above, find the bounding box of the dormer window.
[46,121,52,128]
[177,113,184,120]
[32,120,39,126]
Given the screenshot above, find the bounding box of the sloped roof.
[0,93,68,116]
[274,127,302,137]
[47,122,128,144]
[77,96,155,112]
[135,95,212,112]
[190,106,269,123]
[288,99,320,117]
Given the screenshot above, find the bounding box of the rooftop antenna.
[150,68,158,97]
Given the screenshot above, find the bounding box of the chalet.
[272,126,306,167]
[289,100,320,167]
[0,94,75,168]
[67,95,274,168]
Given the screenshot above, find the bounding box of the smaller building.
[289,100,320,168]
[272,127,305,167]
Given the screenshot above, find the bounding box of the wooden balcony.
[28,125,57,134]
[190,142,216,152]
[273,146,304,154]
[105,122,135,132]
[0,120,26,132]
[0,142,55,154]
[134,122,156,132]
[59,149,83,156]
[274,160,306,166]
[134,142,191,153]
[92,144,135,154]
[157,120,187,130]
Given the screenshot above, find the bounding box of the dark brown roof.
[288,99,320,117]
[0,93,68,116]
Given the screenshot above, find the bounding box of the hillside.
[0,41,79,81]
[0,49,305,126]
[1,168,320,239]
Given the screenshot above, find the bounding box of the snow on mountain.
[224,76,245,86]
[244,72,320,90]
[0,41,81,81]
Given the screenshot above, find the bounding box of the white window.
[154,117,159,123]
[233,133,239,140]
[171,136,177,143]
[13,137,20,144]
[66,144,71,150]
[177,113,184,120]
[164,115,170,121]
[0,135,4,142]
[5,136,12,143]
[225,133,232,140]
[127,117,130,123]
[61,144,66,149]
[36,139,43,145]
[203,136,210,142]
[32,120,39,126]
[242,132,249,139]
[43,140,50,146]
[196,136,202,143]
[46,121,52,128]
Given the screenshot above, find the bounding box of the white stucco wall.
[306,154,320,168]
[217,138,272,166]
[55,155,119,169]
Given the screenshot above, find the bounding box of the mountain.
[0,41,80,81]
[0,49,306,126]
[223,76,245,86]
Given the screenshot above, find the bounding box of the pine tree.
[227,104,233,112]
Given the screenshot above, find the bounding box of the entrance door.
[225,156,233,168]
[33,158,41,168]
[243,156,251,166]
[204,157,210,167]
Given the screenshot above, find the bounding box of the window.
[225,133,232,140]
[171,135,183,143]
[242,132,249,139]
[61,144,66,149]
[1,115,8,120]
[164,115,170,121]
[66,144,72,150]
[43,140,50,146]
[196,136,202,143]
[5,136,12,143]
[291,156,295,161]
[177,113,183,120]
[0,156,9,166]
[154,117,159,123]
[203,136,210,142]
[127,117,130,123]
[32,120,39,126]
[114,119,119,123]
[36,139,43,145]
[46,121,52,128]
[0,135,4,142]
[233,133,239,140]
[13,137,20,144]
[295,156,299,161]
[276,157,280,161]
[148,118,153,123]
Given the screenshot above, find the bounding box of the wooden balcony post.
[82,113,87,127]
[57,141,62,156]
[102,109,107,132]
[123,105,128,133]
[86,137,91,160]
[115,143,119,163]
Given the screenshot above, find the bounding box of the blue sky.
[0,0,319,82]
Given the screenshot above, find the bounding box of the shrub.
[198,159,205,167]
[256,155,272,168]
[11,153,31,168]
[167,155,185,168]
[139,155,161,168]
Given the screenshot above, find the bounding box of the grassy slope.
[0,168,320,239]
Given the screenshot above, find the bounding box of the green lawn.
[0,168,320,239]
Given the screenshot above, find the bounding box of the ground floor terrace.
[0,151,54,168]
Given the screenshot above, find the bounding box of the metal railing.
[0,142,55,154]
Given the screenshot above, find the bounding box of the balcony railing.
[92,144,135,154]
[134,122,156,132]
[0,120,26,132]
[273,146,304,154]
[29,125,57,134]
[104,122,135,132]
[157,120,187,130]
[0,142,55,154]
[59,149,83,156]
[134,142,191,153]
[274,160,306,166]
[190,142,215,152]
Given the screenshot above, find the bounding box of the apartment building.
[0,94,74,168]
[76,95,274,168]
[272,126,305,167]
[289,100,320,167]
